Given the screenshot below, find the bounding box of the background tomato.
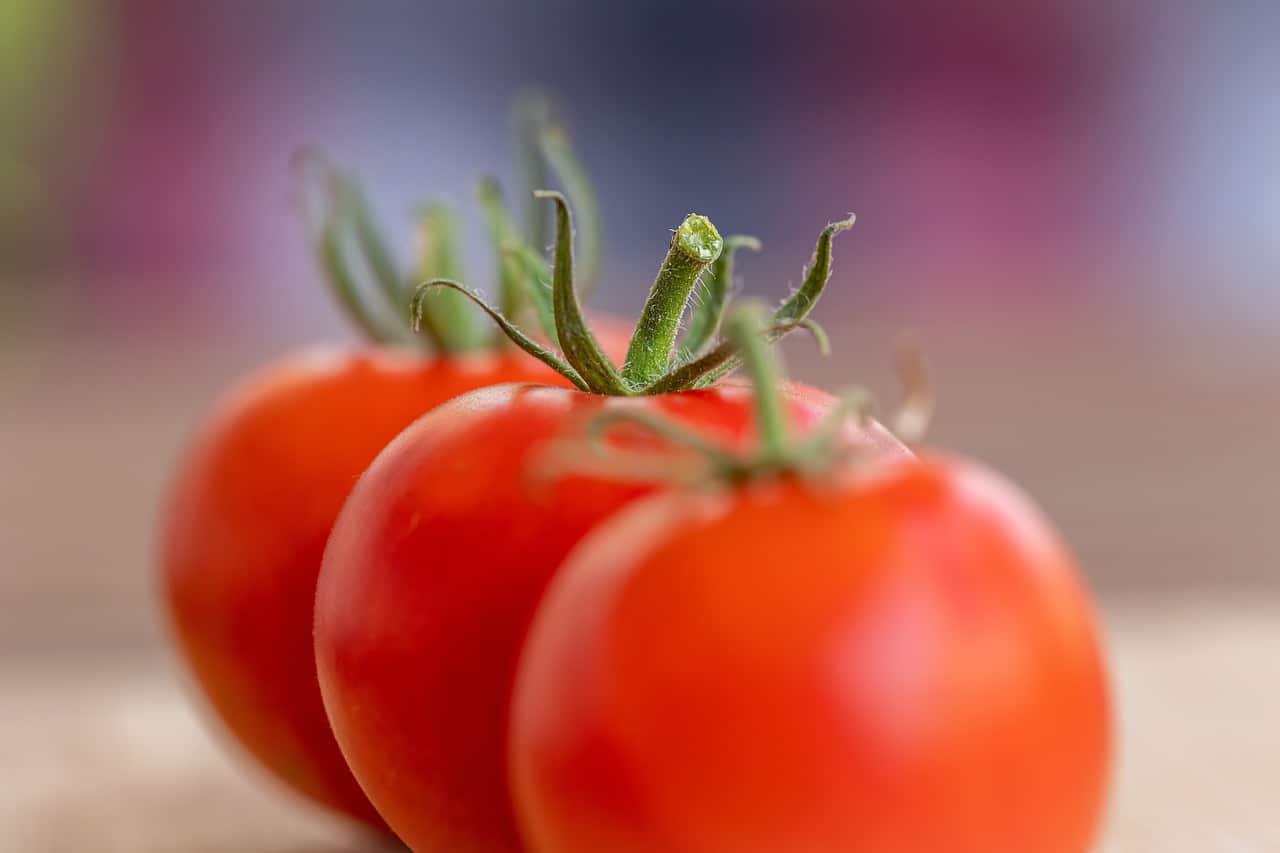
[160,346,563,827]
[510,456,1111,853]
[313,380,908,850]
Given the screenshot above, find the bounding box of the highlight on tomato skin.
[508,453,1112,853]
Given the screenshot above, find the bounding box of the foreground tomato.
[313,197,892,848]
[509,309,1111,853]
[161,110,617,827]
[314,380,908,848]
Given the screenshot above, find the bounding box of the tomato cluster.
[159,105,1111,853]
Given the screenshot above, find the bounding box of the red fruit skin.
[511,456,1112,853]
[314,381,909,852]
[160,346,561,829]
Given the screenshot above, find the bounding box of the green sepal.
[316,213,404,345]
[685,215,855,387]
[539,122,603,292]
[337,173,413,323]
[537,191,632,395]
[476,177,527,323]
[679,234,761,360]
[411,279,589,391]
[506,243,558,345]
[773,214,855,326]
[412,204,490,353]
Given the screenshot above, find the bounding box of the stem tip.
[674,214,724,263]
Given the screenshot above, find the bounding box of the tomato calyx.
[552,302,933,486]
[293,92,600,356]
[415,189,857,395]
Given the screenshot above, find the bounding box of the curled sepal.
[411,280,589,391]
[621,213,724,388]
[536,191,632,395]
[772,213,855,326]
[679,234,761,361]
[676,215,854,387]
[539,122,603,291]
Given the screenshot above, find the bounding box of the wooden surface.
[2,595,1276,852]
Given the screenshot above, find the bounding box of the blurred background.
[2,1,1276,850]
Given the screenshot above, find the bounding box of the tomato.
[160,346,568,828]
[161,97,633,830]
[313,380,909,851]
[509,455,1112,853]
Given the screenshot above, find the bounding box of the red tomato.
[510,456,1111,853]
[313,381,908,851]
[160,346,566,828]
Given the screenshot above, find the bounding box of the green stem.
[723,303,791,457]
[620,215,723,387]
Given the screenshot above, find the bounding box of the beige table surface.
[2,595,1276,853]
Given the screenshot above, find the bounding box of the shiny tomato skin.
[511,456,1111,853]
[160,346,562,828]
[314,381,909,852]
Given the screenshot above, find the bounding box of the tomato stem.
[620,214,724,387]
[558,301,886,485]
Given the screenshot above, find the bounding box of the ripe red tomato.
[510,456,1111,853]
[313,381,909,850]
[160,346,569,828]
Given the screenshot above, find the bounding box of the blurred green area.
[0,0,111,273]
